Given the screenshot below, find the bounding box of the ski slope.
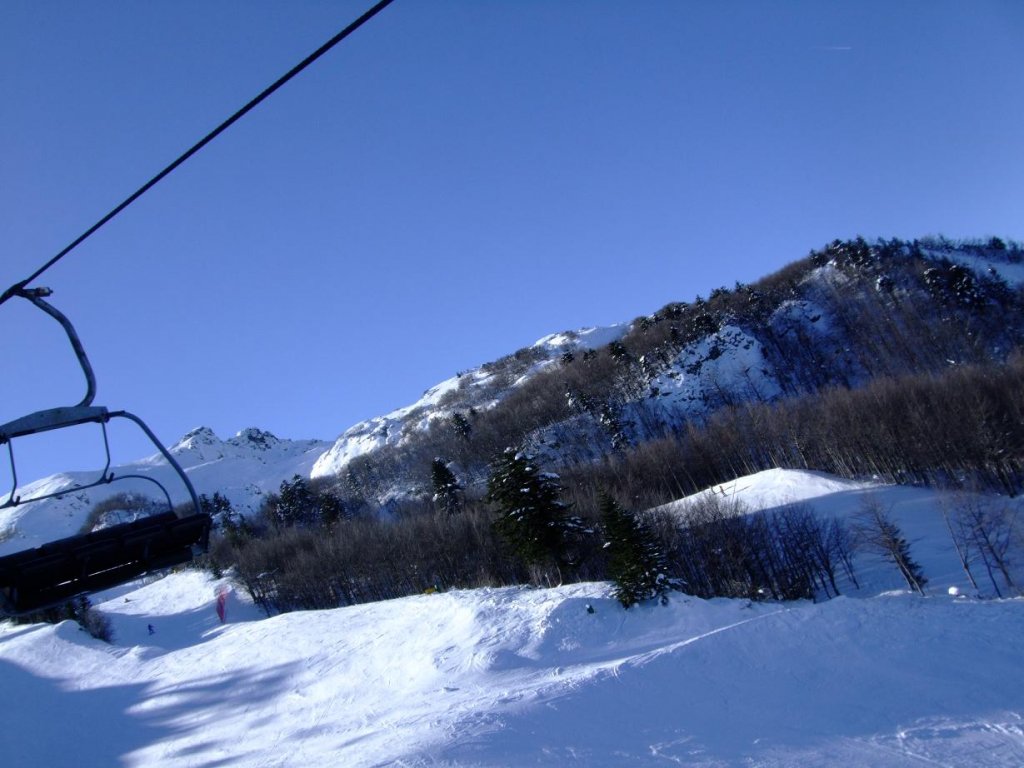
[1,470,1022,767]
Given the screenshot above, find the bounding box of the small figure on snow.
[215,585,230,623]
[147,624,155,636]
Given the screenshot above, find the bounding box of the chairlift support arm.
[0,288,211,615]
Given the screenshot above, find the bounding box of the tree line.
[203,449,876,615]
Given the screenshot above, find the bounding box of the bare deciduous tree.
[852,498,927,594]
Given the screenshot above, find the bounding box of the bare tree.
[945,492,1019,597]
[852,498,927,594]
[940,493,981,593]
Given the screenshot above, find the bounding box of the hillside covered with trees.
[195,236,1024,614]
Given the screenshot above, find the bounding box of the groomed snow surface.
[2,470,1023,767]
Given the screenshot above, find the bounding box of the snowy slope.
[647,324,783,414]
[655,468,1024,595]
[1,470,1022,767]
[311,325,627,478]
[0,427,330,556]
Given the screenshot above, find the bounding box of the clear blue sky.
[2,1,1022,486]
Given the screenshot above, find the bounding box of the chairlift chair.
[0,0,399,617]
[0,286,211,615]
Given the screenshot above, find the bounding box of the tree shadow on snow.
[0,655,162,767]
[0,632,300,767]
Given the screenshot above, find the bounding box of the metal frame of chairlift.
[0,0,397,616]
[0,286,211,616]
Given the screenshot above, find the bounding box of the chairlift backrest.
[0,287,211,616]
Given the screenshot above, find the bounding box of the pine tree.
[318,492,346,529]
[201,491,254,546]
[273,475,315,528]
[487,448,574,579]
[450,412,472,441]
[600,492,671,607]
[201,492,235,528]
[431,458,463,515]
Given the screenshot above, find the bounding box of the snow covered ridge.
[5,237,1022,542]
[2,469,1022,767]
[0,427,331,556]
[312,237,1024,498]
[311,324,628,478]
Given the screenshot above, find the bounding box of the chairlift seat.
[0,286,212,616]
[0,511,211,615]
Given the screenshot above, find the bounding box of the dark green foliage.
[600,493,670,607]
[200,235,1024,615]
[263,475,348,530]
[200,492,255,557]
[431,458,463,515]
[566,389,632,451]
[201,492,234,527]
[324,236,1024,512]
[487,449,575,578]
[317,493,346,529]
[450,412,473,441]
[608,340,632,363]
[273,475,315,527]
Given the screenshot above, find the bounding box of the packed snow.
[2,469,1022,766]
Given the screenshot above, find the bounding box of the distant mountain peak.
[230,428,280,450]
[172,426,220,452]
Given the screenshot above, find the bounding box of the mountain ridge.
[2,236,1022,548]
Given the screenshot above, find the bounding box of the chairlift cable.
[0,0,396,306]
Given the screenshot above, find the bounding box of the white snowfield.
[2,470,1023,767]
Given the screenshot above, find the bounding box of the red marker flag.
[215,585,229,623]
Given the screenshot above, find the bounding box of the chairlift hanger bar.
[0,0,396,307]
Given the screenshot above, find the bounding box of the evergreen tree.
[450,412,472,441]
[272,475,315,528]
[431,458,463,515]
[318,492,346,529]
[344,468,368,515]
[201,491,254,546]
[201,492,235,528]
[600,492,671,607]
[487,448,574,579]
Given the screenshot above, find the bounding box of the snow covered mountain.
[311,325,627,477]
[3,237,1022,548]
[2,469,1021,766]
[308,237,1024,505]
